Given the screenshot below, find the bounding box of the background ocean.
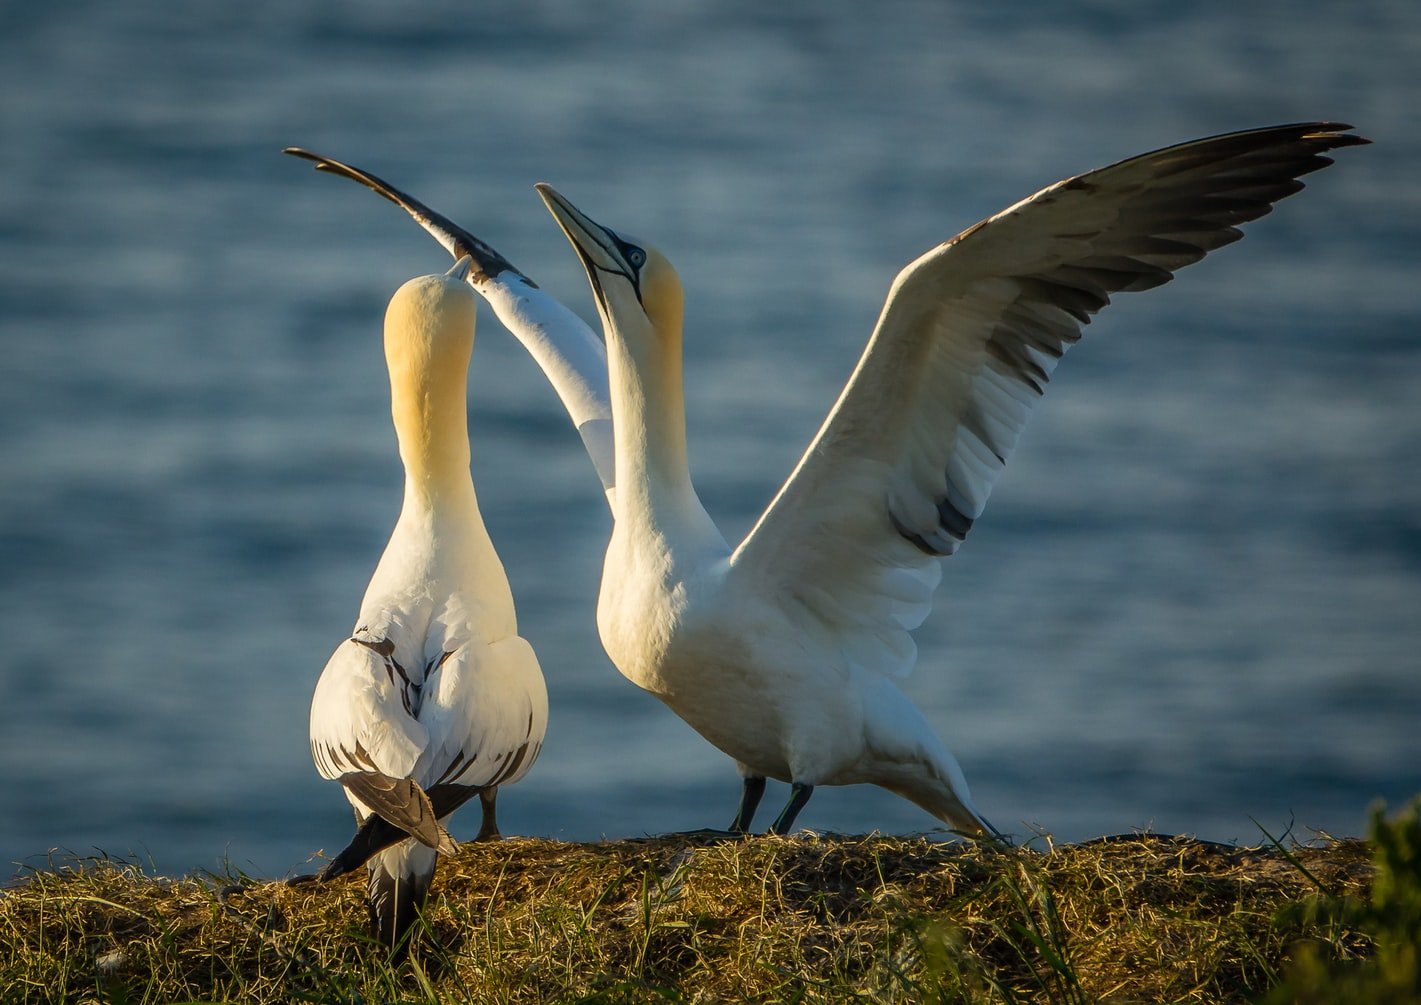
[2,1,1418,879]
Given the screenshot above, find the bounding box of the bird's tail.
[890,778,1001,840]
[876,751,1005,842]
[318,786,480,883]
[367,839,438,956]
[862,683,1005,840]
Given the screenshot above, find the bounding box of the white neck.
[361,274,513,637]
[603,309,727,558]
[480,273,616,509]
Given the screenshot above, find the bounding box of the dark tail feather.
[317,784,482,882]
[318,814,404,881]
[337,771,457,854]
[367,843,437,957]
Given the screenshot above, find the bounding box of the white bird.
[305,258,548,951]
[528,122,1366,838]
[286,124,1365,838]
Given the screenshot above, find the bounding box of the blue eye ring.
[614,234,646,270]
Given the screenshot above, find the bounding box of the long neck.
[481,274,616,508]
[390,358,476,513]
[605,315,722,553]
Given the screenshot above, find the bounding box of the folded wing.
[309,636,429,783]
[416,635,547,793]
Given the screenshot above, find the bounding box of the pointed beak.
[446,254,474,282]
[535,184,637,307]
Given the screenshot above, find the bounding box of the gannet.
[532,123,1367,837]
[284,147,616,506]
[305,259,548,951]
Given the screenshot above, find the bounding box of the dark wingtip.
[1297,122,1370,148]
[339,771,450,851]
[281,147,405,208]
[1301,120,1364,142]
[314,813,410,882]
[1327,132,1372,149]
[281,146,530,285]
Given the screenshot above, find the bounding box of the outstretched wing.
[731,123,1367,679]
[284,148,616,502]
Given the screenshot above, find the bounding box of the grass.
[1,807,1411,1004]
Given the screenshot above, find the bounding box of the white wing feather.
[730,123,1365,680]
[417,635,548,791]
[309,638,429,783]
[479,274,615,502]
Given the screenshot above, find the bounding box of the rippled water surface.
[2,1,1419,877]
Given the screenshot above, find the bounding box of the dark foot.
[728,776,766,834]
[769,783,814,835]
[475,787,500,841]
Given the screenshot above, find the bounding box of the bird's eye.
[626,247,646,268]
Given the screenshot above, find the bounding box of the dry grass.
[0,827,1382,1004]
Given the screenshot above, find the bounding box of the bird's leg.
[475,787,500,841]
[728,776,766,834]
[768,783,814,835]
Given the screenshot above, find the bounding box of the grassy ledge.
[3,804,1418,1004]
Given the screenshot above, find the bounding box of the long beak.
[283,147,528,286]
[446,255,474,282]
[534,184,638,308]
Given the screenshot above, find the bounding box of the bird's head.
[383,256,477,379]
[535,184,683,349]
[383,257,477,437]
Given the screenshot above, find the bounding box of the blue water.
[2,1,1418,879]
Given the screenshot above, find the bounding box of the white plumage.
[535,123,1364,837]
[289,123,1365,839]
[305,260,547,950]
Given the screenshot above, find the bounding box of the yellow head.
[383,258,477,476]
[534,184,683,352]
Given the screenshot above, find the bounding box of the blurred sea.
[1,0,1418,878]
